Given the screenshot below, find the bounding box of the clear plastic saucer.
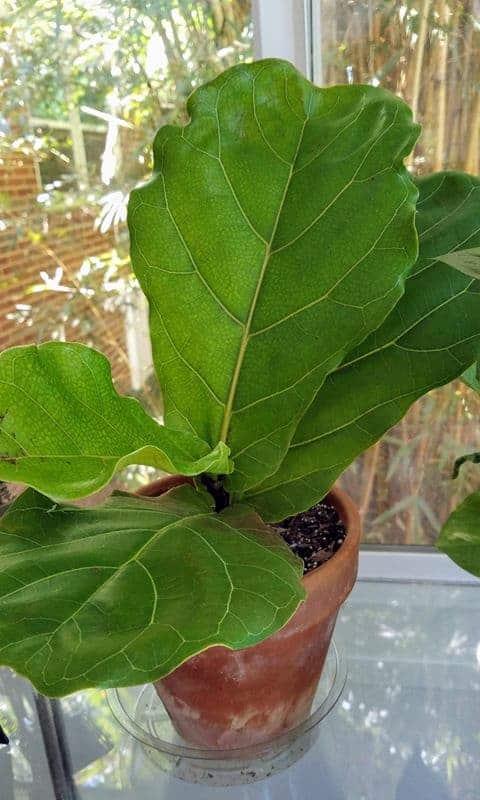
[107,640,346,786]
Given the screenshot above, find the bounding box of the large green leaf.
[437,492,480,577]
[0,343,231,500]
[248,172,480,520]
[0,484,304,696]
[129,58,419,494]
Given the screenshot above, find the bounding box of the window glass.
[312,0,480,544]
[0,0,253,498]
[2,1,478,545]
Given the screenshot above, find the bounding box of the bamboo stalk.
[221,0,237,45]
[411,0,432,122]
[400,411,416,545]
[465,88,480,173]
[359,442,381,518]
[460,22,473,153]
[367,0,375,76]
[446,3,462,167]
[434,0,450,171]
[208,0,224,41]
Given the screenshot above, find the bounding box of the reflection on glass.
[1,581,478,797]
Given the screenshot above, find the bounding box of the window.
[0,0,253,493]
[307,0,480,545]
[1,0,479,544]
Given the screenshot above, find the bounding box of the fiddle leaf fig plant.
[0,59,479,696]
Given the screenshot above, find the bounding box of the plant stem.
[200,474,230,512]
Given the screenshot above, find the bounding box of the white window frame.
[358,548,478,584]
[252,0,479,587]
[253,0,315,78]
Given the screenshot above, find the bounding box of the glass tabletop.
[2,576,479,800]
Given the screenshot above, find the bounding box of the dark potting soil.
[275,502,346,574]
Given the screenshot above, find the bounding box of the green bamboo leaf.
[248,172,480,520]
[437,492,480,577]
[129,58,419,494]
[386,433,424,480]
[0,485,304,696]
[416,496,441,533]
[0,342,231,500]
[371,494,418,526]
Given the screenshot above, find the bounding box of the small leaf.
[0,342,231,500]
[436,247,480,279]
[0,485,304,696]
[437,492,480,577]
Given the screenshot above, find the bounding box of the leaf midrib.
[219,110,310,444]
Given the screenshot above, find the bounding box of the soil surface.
[275,501,346,574]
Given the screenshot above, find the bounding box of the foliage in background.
[316,0,480,544]
[0,0,252,368]
[0,0,252,435]
[318,0,479,174]
[0,0,252,181]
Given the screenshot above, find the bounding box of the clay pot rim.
[136,475,361,585]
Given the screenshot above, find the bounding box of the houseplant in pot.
[0,59,480,779]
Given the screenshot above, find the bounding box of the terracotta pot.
[137,476,361,749]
